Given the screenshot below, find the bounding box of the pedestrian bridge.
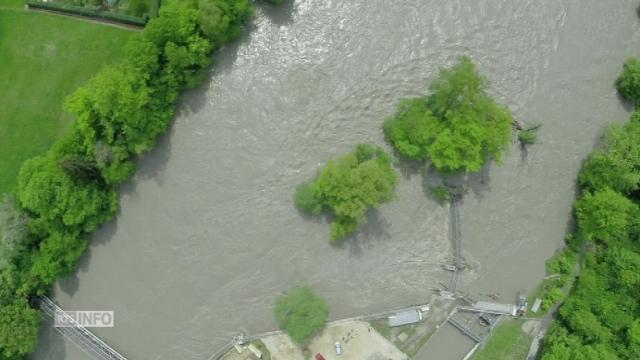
[39,296,128,360]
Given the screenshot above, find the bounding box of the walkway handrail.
[39,296,128,360]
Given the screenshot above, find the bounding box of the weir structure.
[39,296,128,360]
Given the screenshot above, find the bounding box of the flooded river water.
[32,1,640,359]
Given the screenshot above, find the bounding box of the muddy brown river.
[32,1,640,359]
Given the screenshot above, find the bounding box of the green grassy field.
[473,319,533,360]
[0,1,134,194]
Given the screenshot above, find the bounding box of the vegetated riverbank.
[0,2,133,195]
[537,61,640,359]
[33,1,640,359]
[0,0,261,358]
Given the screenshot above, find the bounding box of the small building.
[388,309,423,327]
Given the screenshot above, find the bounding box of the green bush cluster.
[540,60,640,359]
[617,58,640,105]
[0,0,255,357]
[294,144,398,241]
[274,286,328,344]
[518,124,541,145]
[383,56,513,173]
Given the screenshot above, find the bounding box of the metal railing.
[39,296,128,360]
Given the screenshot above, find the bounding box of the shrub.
[0,195,31,267]
[294,183,322,215]
[127,0,150,17]
[294,144,398,241]
[274,286,328,344]
[384,56,512,173]
[518,124,541,145]
[546,251,576,276]
[541,287,564,312]
[616,58,640,105]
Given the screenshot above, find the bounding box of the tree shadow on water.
[330,210,391,258]
[257,0,296,27]
[180,19,257,115]
[119,128,173,199]
[28,317,67,360]
[615,89,635,113]
[393,156,424,181]
[456,161,492,200]
[56,219,120,297]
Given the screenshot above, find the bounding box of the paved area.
[308,321,406,360]
[260,321,406,360]
[261,335,303,360]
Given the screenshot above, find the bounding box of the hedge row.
[26,1,148,26]
[0,0,257,358]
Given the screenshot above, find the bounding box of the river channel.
[32,1,640,359]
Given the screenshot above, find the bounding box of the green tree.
[16,155,118,234]
[294,144,398,240]
[0,299,41,359]
[384,56,512,173]
[580,122,640,193]
[274,286,328,344]
[575,188,635,244]
[26,231,87,292]
[616,58,640,105]
[0,195,31,266]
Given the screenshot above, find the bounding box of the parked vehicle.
[315,353,326,360]
[335,341,342,355]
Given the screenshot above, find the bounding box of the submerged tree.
[384,56,513,173]
[294,144,398,241]
[518,124,542,146]
[616,58,640,105]
[274,286,328,344]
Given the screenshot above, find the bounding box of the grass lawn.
[473,319,532,360]
[0,2,134,195]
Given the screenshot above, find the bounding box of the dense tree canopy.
[579,119,640,194]
[575,188,635,245]
[0,299,41,360]
[541,60,640,359]
[384,56,513,173]
[274,286,328,344]
[294,144,398,240]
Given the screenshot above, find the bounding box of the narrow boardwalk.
[39,296,128,360]
[449,195,463,292]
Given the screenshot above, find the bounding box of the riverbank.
[34,1,640,359]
